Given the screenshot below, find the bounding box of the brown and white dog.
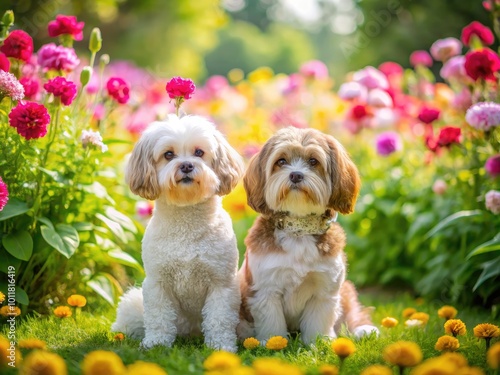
[237,127,378,344]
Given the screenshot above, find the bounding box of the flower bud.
[89,27,102,53]
[99,54,110,69]
[80,66,92,88]
[2,10,14,27]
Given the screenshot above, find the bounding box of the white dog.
[237,127,378,344]
[112,115,244,352]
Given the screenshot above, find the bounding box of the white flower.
[405,319,424,328]
[485,190,500,214]
[80,130,108,152]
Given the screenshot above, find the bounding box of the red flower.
[0,177,8,211]
[464,48,500,81]
[0,30,34,62]
[437,127,461,147]
[9,101,51,140]
[418,106,441,124]
[48,15,85,41]
[106,77,130,104]
[0,52,10,72]
[351,104,369,119]
[461,21,494,46]
[165,76,195,100]
[19,76,40,99]
[44,76,77,106]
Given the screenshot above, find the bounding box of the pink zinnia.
[464,48,500,82]
[418,106,441,124]
[461,21,494,47]
[367,89,393,108]
[485,190,500,214]
[352,66,389,90]
[437,126,461,147]
[432,180,448,195]
[44,76,77,106]
[299,60,329,80]
[378,62,403,77]
[465,102,500,131]
[106,77,130,104]
[0,52,10,72]
[165,76,195,100]
[0,177,8,211]
[0,30,33,62]
[19,76,40,99]
[440,56,470,82]
[9,101,51,140]
[136,201,154,218]
[410,50,433,67]
[0,70,25,101]
[37,43,80,72]
[375,131,402,156]
[430,37,462,62]
[48,15,84,41]
[337,82,367,101]
[485,154,500,177]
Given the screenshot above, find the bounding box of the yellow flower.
[20,350,66,375]
[456,367,485,375]
[412,357,457,375]
[437,305,458,320]
[383,341,422,368]
[435,335,460,352]
[228,68,244,83]
[19,339,47,350]
[473,323,500,339]
[0,291,5,304]
[53,306,72,318]
[243,337,260,350]
[67,295,87,307]
[439,352,468,368]
[360,364,393,375]
[0,305,21,317]
[114,333,125,341]
[252,358,302,375]
[247,67,274,83]
[81,350,126,375]
[126,361,167,375]
[402,308,417,318]
[331,337,356,358]
[203,351,241,371]
[409,312,430,325]
[1,335,22,367]
[318,364,338,375]
[229,367,256,375]
[444,319,466,337]
[487,342,500,369]
[265,336,288,351]
[381,317,398,328]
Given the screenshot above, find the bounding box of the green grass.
[1,292,498,374]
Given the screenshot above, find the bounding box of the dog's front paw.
[353,325,379,339]
[217,344,238,353]
[140,336,173,350]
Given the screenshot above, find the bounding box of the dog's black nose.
[180,162,194,174]
[289,171,304,183]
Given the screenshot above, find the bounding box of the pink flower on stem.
[37,43,80,72]
[338,82,367,101]
[0,30,34,62]
[432,180,448,195]
[0,70,25,101]
[352,66,389,90]
[375,131,402,156]
[165,76,196,116]
[410,50,433,67]
[0,177,8,211]
[106,77,130,104]
[485,190,500,214]
[378,62,403,77]
[44,76,77,106]
[8,101,51,140]
[418,106,441,124]
[440,56,470,83]
[136,201,154,218]
[299,60,329,80]
[461,21,494,47]
[465,102,500,131]
[430,37,462,62]
[48,15,85,41]
[437,126,461,147]
[485,154,500,177]
[464,48,500,82]
[19,76,40,99]
[367,89,393,108]
[0,52,10,72]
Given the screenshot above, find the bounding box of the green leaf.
[473,257,500,291]
[107,249,143,272]
[41,224,80,259]
[37,217,54,230]
[82,182,115,204]
[0,249,22,273]
[425,210,483,239]
[37,167,69,184]
[105,206,137,234]
[0,281,29,306]
[96,213,127,243]
[0,198,30,221]
[87,274,115,305]
[73,222,94,232]
[2,230,33,261]
[467,233,500,259]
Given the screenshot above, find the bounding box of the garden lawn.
[1,291,498,374]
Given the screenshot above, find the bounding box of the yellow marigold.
[437,305,458,320]
[19,339,47,350]
[402,307,417,318]
[456,367,485,375]
[331,337,356,358]
[435,335,460,352]
[20,350,66,375]
[0,291,5,304]
[409,312,430,324]
[126,361,167,375]
[247,67,274,83]
[252,358,302,375]
[487,342,500,370]
[67,294,87,307]
[203,351,241,371]
[81,350,126,375]
[439,352,468,368]
[383,341,422,368]
[243,337,260,350]
[114,333,125,341]
[265,336,288,351]
[381,317,398,328]
[444,319,466,337]
[230,367,255,375]
[0,305,21,317]
[412,357,457,375]
[53,306,72,318]
[1,335,22,367]
[473,323,500,339]
[360,364,393,375]
[318,364,338,375]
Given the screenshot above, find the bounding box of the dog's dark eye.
[309,158,318,166]
[276,158,287,167]
[194,149,204,157]
[164,151,175,160]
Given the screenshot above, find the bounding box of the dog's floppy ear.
[243,142,272,215]
[212,131,244,196]
[125,134,161,201]
[326,135,360,215]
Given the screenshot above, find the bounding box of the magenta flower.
[106,77,130,104]
[378,62,403,77]
[0,52,10,72]
[440,56,470,83]
[437,126,461,147]
[485,190,500,214]
[9,101,51,140]
[375,131,402,156]
[48,15,85,41]
[0,177,8,211]
[485,154,500,177]
[465,102,500,131]
[464,48,500,82]
[0,70,25,101]
[37,43,80,72]
[135,201,154,218]
[430,37,462,62]
[418,106,441,124]
[19,76,40,99]
[44,76,77,106]
[410,50,433,67]
[0,30,33,62]
[299,60,329,80]
[166,76,196,100]
[461,21,494,47]
[352,66,389,90]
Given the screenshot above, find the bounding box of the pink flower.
[451,88,472,111]
[461,21,494,47]
[437,127,461,147]
[106,77,130,104]
[81,130,107,152]
[299,60,329,80]
[37,43,80,72]
[0,177,8,211]
[432,180,448,195]
[367,89,393,108]
[136,201,154,218]
[48,15,85,41]
[352,66,389,89]
[19,76,40,99]
[378,62,403,77]
[375,131,402,156]
[44,76,77,106]
[465,102,500,131]
[485,154,500,177]
[0,30,33,62]
[0,70,25,101]
[418,106,441,124]
[464,48,500,82]
[440,56,470,83]
[205,75,229,96]
[338,82,367,101]
[430,37,462,62]
[410,50,433,67]
[165,76,195,100]
[0,52,10,72]
[485,190,500,214]
[8,101,51,140]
